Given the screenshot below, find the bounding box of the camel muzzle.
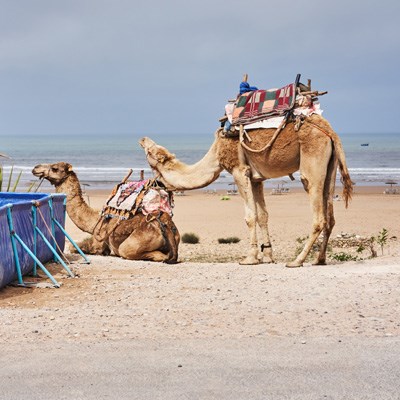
[138,137,150,148]
[32,169,44,179]
[32,166,47,179]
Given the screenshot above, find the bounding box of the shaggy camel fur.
[139,114,353,267]
[32,162,180,263]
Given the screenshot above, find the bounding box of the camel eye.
[51,167,58,172]
[147,149,156,158]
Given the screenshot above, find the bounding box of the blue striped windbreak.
[0,193,66,289]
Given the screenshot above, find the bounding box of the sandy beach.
[66,185,400,264]
[1,185,399,398]
[1,185,399,338]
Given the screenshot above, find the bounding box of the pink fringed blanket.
[102,179,174,220]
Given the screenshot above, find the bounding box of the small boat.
[361,143,369,147]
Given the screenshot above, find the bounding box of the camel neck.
[161,136,223,190]
[55,173,99,233]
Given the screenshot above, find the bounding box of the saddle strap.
[239,116,287,153]
[305,120,333,140]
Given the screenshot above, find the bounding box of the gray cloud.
[0,0,399,135]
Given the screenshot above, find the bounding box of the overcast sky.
[1,0,399,136]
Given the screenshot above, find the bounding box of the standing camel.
[32,162,180,263]
[139,114,353,267]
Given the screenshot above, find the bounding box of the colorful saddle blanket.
[232,83,296,125]
[101,179,174,220]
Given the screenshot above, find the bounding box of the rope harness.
[303,119,333,140]
[155,212,169,248]
[239,116,288,154]
[239,114,333,156]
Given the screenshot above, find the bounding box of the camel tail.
[332,133,353,208]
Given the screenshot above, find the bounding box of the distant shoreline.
[26,177,399,194]
[80,184,397,197]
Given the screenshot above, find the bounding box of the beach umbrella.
[385,180,398,189]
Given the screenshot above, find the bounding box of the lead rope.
[36,206,71,265]
[155,212,168,245]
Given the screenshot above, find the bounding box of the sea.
[1,132,400,192]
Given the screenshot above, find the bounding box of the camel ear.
[67,164,73,172]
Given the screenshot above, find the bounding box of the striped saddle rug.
[232,83,296,126]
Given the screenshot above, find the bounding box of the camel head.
[139,137,184,190]
[139,137,176,169]
[139,133,223,191]
[32,162,74,186]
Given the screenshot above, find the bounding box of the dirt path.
[1,256,399,343]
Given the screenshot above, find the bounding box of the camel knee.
[312,217,327,236]
[301,176,309,193]
[118,241,140,260]
[327,215,335,231]
[245,215,257,229]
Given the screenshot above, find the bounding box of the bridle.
[143,143,176,190]
[47,166,71,185]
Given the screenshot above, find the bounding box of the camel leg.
[118,233,170,262]
[314,155,338,265]
[72,236,110,255]
[252,181,274,263]
[286,143,332,268]
[286,182,326,267]
[232,167,260,265]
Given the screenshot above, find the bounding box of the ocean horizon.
[1,131,400,192]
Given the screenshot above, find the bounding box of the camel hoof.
[285,261,303,268]
[164,259,178,264]
[239,257,260,265]
[262,256,275,264]
[313,260,326,266]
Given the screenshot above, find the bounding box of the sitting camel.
[32,162,180,263]
[139,114,353,267]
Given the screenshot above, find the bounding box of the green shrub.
[0,164,23,192]
[181,232,200,244]
[294,235,320,262]
[218,237,241,244]
[376,228,388,255]
[0,160,43,192]
[331,252,359,262]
